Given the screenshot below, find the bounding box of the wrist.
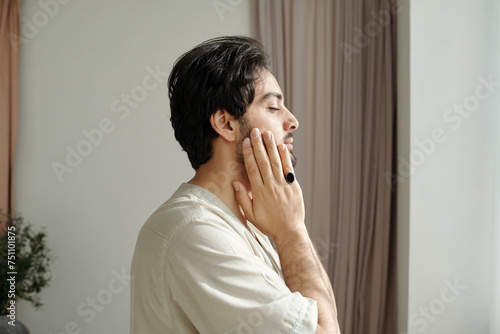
[273,224,310,251]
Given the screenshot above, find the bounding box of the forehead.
[254,70,283,101]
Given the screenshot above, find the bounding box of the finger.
[232,181,255,223]
[242,137,264,187]
[262,131,283,182]
[278,143,295,180]
[250,128,274,184]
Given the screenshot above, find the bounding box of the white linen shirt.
[130,183,318,333]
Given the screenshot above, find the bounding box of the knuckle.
[258,161,268,171]
[270,188,280,201]
[271,161,281,170]
[254,189,263,199]
[247,165,259,175]
[256,155,269,169]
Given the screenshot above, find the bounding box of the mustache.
[283,132,293,143]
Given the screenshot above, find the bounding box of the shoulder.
[142,198,231,242]
[136,183,247,255]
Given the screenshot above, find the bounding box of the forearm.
[275,227,340,333]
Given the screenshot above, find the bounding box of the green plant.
[0,212,52,316]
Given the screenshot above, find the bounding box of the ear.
[210,109,238,142]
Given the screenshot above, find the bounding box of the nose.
[284,107,299,132]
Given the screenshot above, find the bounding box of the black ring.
[285,172,295,184]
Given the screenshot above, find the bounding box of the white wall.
[406,0,499,333]
[396,1,411,332]
[491,3,500,329]
[493,80,500,333]
[14,0,251,332]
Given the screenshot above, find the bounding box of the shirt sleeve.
[164,219,318,334]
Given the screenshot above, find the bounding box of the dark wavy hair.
[168,36,270,170]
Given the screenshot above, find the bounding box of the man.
[130,36,340,333]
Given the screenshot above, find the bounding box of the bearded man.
[130,36,340,334]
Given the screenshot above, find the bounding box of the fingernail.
[233,182,239,191]
[243,138,251,147]
[263,131,272,141]
[279,144,286,151]
[251,128,260,138]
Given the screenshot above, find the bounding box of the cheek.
[246,112,284,139]
[261,128,285,144]
[255,119,282,133]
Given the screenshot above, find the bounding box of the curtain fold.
[0,0,20,220]
[253,1,398,333]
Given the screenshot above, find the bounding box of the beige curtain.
[253,1,398,333]
[0,0,20,221]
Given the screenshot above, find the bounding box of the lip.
[284,138,293,150]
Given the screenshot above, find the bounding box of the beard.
[236,115,297,168]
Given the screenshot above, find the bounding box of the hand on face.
[232,128,305,242]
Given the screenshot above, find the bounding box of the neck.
[188,157,249,225]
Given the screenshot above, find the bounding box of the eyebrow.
[260,91,283,101]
